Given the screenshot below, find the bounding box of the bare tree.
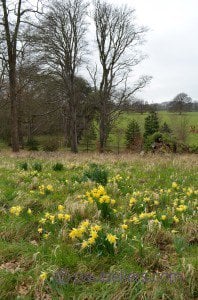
[0,0,42,151]
[168,93,193,115]
[37,0,89,153]
[0,53,7,103]
[170,114,190,144]
[91,0,151,152]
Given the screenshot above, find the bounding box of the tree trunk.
[70,106,78,153]
[18,98,24,148]
[27,116,35,142]
[18,119,24,148]
[99,113,107,153]
[63,115,71,148]
[9,67,19,152]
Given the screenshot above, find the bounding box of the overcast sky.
[109,0,198,103]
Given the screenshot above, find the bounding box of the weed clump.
[19,162,28,171]
[33,162,42,172]
[52,163,64,171]
[83,164,108,186]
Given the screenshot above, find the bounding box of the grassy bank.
[0,152,197,299]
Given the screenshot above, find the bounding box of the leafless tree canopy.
[0,0,151,153]
[91,0,151,152]
[35,0,89,152]
[0,0,42,151]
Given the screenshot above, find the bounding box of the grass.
[108,111,198,150]
[0,151,197,299]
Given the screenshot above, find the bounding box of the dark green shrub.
[83,164,108,186]
[144,132,162,151]
[19,162,28,171]
[52,163,64,171]
[26,139,39,151]
[43,139,58,152]
[144,111,159,139]
[33,162,42,172]
[160,122,172,134]
[162,134,177,152]
[144,132,178,153]
[125,120,142,150]
[152,132,163,142]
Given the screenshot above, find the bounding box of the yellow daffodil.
[39,272,47,281]
[106,233,118,244]
[57,213,64,220]
[38,227,43,233]
[69,228,83,239]
[80,220,89,228]
[58,205,64,211]
[173,215,179,223]
[45,212,51,219]
[39,218,46,224]
[88,197,94,203]
[91,225,102,232]
[172,182,178,189]
[99,195,110,204]
[88,237,96,245]
[81,240,89,249]
[143,197,150,203]
[46,184,53,192]
[176,205,187,212]
[49,215,55,224]
[10,206,23,216]
[79,226,86,234]
[43,233,50,239]
[153,219,160,224]
[64,214,71,221]
[130,216,140,224]
[139,211,156,220]
[90,230,98,239]
[121,224,128,230]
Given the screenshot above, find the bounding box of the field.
[108,111,198,151]
[0,151,197,299]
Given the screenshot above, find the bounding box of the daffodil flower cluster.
[126,182,197,229]
[9,205,23,216]
[37,205,71,238]
[39,184,54,195]
[108,174,123,183]
[68,220,118,254]
[84,185,116,219]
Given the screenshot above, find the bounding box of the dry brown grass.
[1,149,197,167]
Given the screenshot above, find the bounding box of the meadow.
[108,111,198,151]
[0,151,197,299]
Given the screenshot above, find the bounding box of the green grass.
[0,152,197,299]
[109,111,198,149]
